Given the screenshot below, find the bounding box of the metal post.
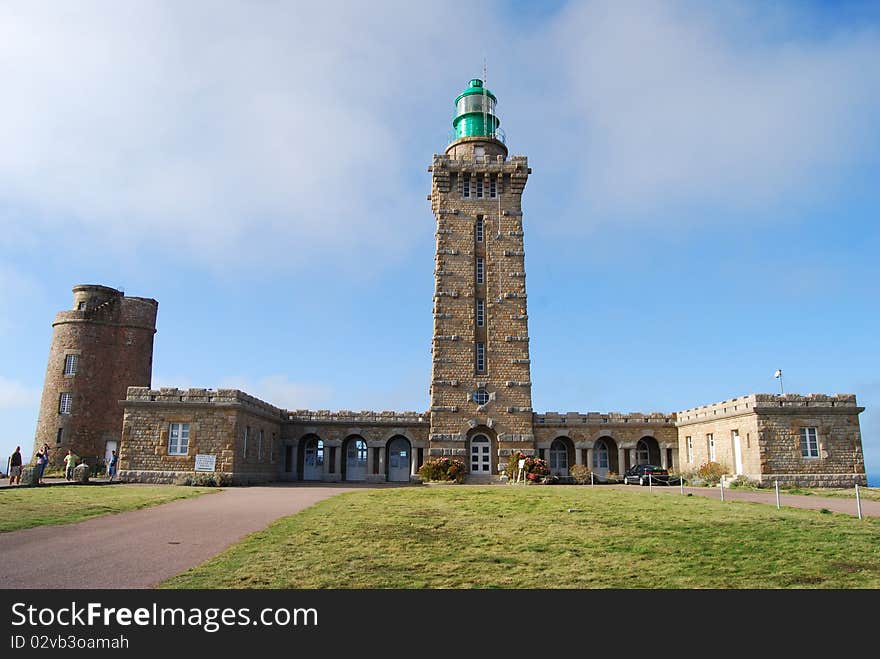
[590,472,594,487]
[680,475,684,495]
[720,477,725,502]
[775,480,780,510]
[648,473,653,492]
[856,483,863,521]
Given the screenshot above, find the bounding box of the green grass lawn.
[162,485,880,589]
[0,485,218,532]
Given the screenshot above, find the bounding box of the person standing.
[35,447,49,485]
[9,446,22,485]
[107,450,118,482]
[64,449,78,481]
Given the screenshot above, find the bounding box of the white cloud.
[0,1,502,271]
[0,377,41,410]
[540,0,880,224]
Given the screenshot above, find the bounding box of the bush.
[727,475,760,489]
[418,457,467,483]
[506,450,550,483]
[696,461,728,486]
[174,472,231,487]
[569,464,592,485]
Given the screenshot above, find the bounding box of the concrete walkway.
[0,484,358,589]
[609,483,880,518]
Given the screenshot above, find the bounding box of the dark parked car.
[623,464,670,485]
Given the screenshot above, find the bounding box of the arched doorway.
[344,437,368,481]
[469,434,491,474]
[299,435,324,481]
[387,436,411,482]
[592,437,618,478]
[636,436,661,466]
[549,438,571,477]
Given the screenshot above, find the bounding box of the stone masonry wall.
[119,387,284,484]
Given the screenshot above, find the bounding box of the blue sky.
[2,0,879,484]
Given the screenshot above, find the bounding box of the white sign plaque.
[194,454,216,472]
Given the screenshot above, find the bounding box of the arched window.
[593,440,609,469]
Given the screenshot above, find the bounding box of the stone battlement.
[287,410,429,425]
[124,387,286,419]
[676,393,861,424]
[534,411,674,426]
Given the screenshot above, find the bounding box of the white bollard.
[775,480,781,510]
[590,472,594,487]
[720,477,725,502]
[856,483,863,521]
[649,473,653,492]
[680,475,684,495]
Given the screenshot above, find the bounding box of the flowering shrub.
[569,464,592,484]
[506,450,550,483]
[696,461,727,485]
[418,457,467,483]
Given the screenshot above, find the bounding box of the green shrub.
[569,464,592,485]
[696,461,728,485]
[418,457,466,483]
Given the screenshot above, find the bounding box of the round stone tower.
[33,285,158,467]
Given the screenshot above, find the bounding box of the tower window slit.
[462,173,470,198]
[476,177,484,199]
[476,342,486,372]
[475,216,484,242]
[490,176,497,198]
[476,299,485,327]
[476,257,484,285]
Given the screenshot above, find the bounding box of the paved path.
[0,484,358,589]
[608,484,880,517]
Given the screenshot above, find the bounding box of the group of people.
[6,445,119,485]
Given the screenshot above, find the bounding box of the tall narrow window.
[168,422,189,455]
[56,428,63,445]
[59,392,72,415]
[476,342,486,372]
[476,299,485,327]
[462,173,471,198]
[244,426,250,459]
[489,176,497,198]
[475,216,484,242]
[686,436,693,463]
[63,354,78,376]
[476,176,484,199]
[258,429,264,461]
[800,427,819,458]
[707,433,715,461]
[476,257,484,284]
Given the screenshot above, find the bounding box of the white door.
[346,439,368,481]
[549,439,569,477]
[387,437,411,482]
[732,431,743,475]
[104,440,117,464]
[470,435,491,473]
[303,439,323,480]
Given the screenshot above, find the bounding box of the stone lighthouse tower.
[428,79,533,475]
[33,285,158,467]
